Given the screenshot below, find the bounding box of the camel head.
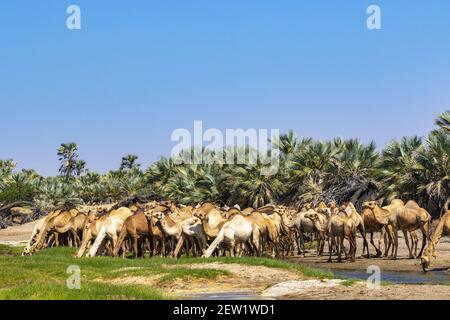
[362,201,377,210]
[153,211,165,220]
[420,255,431,272]
[22,246,32,256]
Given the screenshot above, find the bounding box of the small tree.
[57,143,79,182]
[120,154,140,171]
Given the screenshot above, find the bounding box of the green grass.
[341,278,359,287]
[0,245,333,300]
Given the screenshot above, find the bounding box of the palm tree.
[272,130,298,158]
[74,160,87,177]
[120,154,140,171]
[0,159,16,188]
[435,110,450,133]
[284,139,336,207]
[225,161,285,208]
[377,136,424,201]
[57,143,79,182]
[323,139,380,210]
[415,130,450,210]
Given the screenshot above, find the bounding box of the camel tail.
[203,228,225,258]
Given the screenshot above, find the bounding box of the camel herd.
[21,198,450,272]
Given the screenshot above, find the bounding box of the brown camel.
[369,200,432,259]
[421,201,450,272]
[113,210,152,258]
[30,210,82,253]
[324,207,357,263]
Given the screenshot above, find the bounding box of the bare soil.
[279,282,450,300]
[164,263,304,295]
[0,219,41,245]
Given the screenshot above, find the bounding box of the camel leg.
[337,236,343,262]
[418,231,427,258]
[131,236,138,258]
[370,232,381,257]
[299,232,306,257]
[328,236,335,263]
[393,228,399,259]
[403,230,414,259]
[160,239,165,257]
[296,234,302,255]
[173,236,184,259]
[358,225,368,258]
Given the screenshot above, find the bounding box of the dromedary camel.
[323,206,357,263]
[421,201,450,272]
[202,214,260,258]
[22,210,65,255]
[86,207,134,257]
[173,217,209,258]
[369,200,432,259]
[29,210,85,254]
[361,202,392,258]
[113,210,152,258]
[340,202,368,257]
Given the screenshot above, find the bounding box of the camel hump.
[405,200,421,210]
[390,199,405,206]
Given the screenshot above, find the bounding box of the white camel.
[86,208,133,257]
[202,215,260,258]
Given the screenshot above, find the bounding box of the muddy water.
[327,268,450,284]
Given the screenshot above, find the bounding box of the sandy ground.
[0,219,41,246]
[1,222,450,300]
[286,235,450,273]
[278,282,450,300]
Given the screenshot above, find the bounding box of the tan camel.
[369,200,432,259]
[322,206,357,263]
[421,205,450,272]
[113,210,152,258]
[85,207,134,257]
[146,213,167,257]
[361,202,393,258]
[173,217,209,258]
[29,210,82,254]
[22,210,67,255]
[339,202,368,257]
[75,210,113,258]
[153,210,186,257]
[301,210,328,256]
[195,206,227,241]
[203,215,260,258]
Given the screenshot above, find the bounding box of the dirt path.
[277,281,450,300]
[0,219,41,246]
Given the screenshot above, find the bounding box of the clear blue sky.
[1,1,449,176]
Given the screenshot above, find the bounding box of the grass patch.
[341,278,359,287]
[0,282,165,300]
[0,245,333,299]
